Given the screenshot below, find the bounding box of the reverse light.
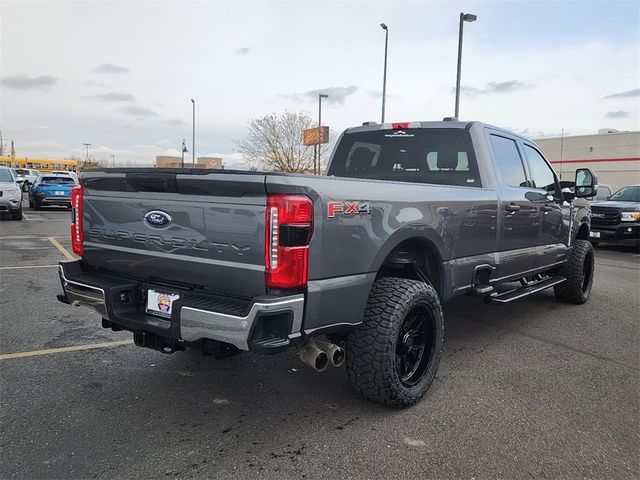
[621,211,640,222]
[265,194,313,289]
[70,185,84,255]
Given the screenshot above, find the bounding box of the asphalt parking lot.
[1,197,639,479]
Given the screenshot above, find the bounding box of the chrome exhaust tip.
[316,340,345,367]
[297,343,329,372]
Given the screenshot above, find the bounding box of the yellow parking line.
[0,265,58,270]
[0,339,133,361]
[48,236,76,261]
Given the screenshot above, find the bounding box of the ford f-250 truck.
[57,120,598,407]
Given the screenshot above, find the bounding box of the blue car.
[29,174,77,210]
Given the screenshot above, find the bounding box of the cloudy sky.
[1,0,639,167]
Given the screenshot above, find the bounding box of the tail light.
[265,194,313,289]
[70,185,84,256]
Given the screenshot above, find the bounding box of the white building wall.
[534,131,640,191]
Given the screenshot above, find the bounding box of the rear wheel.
[346,277,444,408]
[554,240,594,304]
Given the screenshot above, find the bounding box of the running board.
[487,277,566,304]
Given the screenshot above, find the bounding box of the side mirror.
[575,168,598,198]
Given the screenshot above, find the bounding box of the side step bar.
[486,276,566,304]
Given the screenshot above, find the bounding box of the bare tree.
[236,111,327,173]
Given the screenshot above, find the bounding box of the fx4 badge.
[327,201,371,218]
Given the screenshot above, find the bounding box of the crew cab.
[57,120,598,407]
[590,184,640,248]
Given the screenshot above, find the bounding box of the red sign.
[303,126,329,146]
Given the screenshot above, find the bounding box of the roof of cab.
[345,120,534,143]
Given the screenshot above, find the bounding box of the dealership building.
[535,130,640,192]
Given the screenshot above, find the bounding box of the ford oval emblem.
[144,210,172,228]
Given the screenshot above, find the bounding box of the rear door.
[81,170,267,298]
[486,131,539,275]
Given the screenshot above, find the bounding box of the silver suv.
[0,166,23,220]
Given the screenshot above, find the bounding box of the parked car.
[14,168,40,191]
[0,166,23,220]
[28,173,77,210]
[57,120,597,407]
[590,184,640,248]
[593,183,612,201]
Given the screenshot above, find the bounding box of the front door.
[521,142,568,266]
[487,132,539,278]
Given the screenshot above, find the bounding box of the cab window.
[523,144,558,196]
[489,134,528,188]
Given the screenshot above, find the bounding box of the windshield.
[40,176,75,184]
[609,186,640,202]
[328,128,481,187]
[0,170,15,183]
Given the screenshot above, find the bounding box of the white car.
[14,168,40,191]
[0,166,23,220]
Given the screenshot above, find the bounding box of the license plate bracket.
[146,289,180,318]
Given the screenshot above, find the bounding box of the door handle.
[540,205,553,212]
[505,204,521,212]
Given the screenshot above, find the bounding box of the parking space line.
[0,339,133,361]
[0,265,58,270]
[48,236,76,261]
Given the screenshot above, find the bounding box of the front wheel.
[33,198,42,211]
[346,277,444,408]
[554,239,594,304]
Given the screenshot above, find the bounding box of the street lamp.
[317,93,329,175]
[454,12,477,119]
[380,23,389,123]
[191,99,195,164]
[83,143,91,164]
[111,154,115,167]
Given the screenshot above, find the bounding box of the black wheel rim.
[395,303,436,388]
[582,250,594,293]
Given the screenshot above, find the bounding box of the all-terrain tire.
[554,239,594,304]
[11,209,23,220]
[346,277,444,408]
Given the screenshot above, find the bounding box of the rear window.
[327,128,481,187]
[41,176,75,184]
[15,169,29,175]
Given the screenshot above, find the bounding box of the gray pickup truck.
[57,120,598,407]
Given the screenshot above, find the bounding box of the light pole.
[380,23,388,123]
[111,154,115,167]
[317,93,328,175]
[190,98,195,164]
[454,12,477,119]
[83,143,91,164]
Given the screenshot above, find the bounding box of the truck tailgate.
[80,170,267,298]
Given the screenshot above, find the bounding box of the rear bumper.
[57,261,304,352]
[41,196,71,205]
[590,223,640,244]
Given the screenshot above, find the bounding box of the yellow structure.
[0,156,79,173]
